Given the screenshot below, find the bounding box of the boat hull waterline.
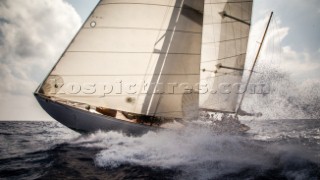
[35,95,158,135]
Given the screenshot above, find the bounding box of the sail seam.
[99,3,183,8]
[66,51,200,55]
[82,27,201,34]
[51,74,200,76]
[203,20,251,25]
[201,53,246,63]
[202,36,249,44]
[205,1,253,4]
[98,1,253,7]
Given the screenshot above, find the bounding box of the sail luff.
[39,0,203,119]
[36,0,101,94]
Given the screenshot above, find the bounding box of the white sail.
[199,0,253,113]
[39,0,203,118]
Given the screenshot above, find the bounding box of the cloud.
[246,14,287,69]
[246,14,320,82]
[0,94,50,121]
[0,1,318,121]
[243,13,320,119]
[241,13,320,119]
[0,0,81,120]
[280,46,320,77]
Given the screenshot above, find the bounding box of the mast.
[235,12,274,116]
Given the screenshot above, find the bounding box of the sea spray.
[71,126,319,179]
[241,67,320,120]
[241,15,320,120]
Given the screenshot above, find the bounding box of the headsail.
[38,0,203,119]
[199,0,253,113]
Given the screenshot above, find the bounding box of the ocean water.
[0,120,319,180]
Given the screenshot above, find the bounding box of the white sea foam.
[71,127,318,179]
[241,66,320,121]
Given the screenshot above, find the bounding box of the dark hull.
[35,95,158,135]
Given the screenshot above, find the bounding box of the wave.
[71,127,319,179]
[1,121,319,179]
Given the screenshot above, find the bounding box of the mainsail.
[199,0,253,113]
[39,0,204,119]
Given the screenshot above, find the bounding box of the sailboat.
[34,0,262,135]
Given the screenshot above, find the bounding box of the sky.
[0,0,319,121]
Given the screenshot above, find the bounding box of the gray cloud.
[0,0,81,120]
